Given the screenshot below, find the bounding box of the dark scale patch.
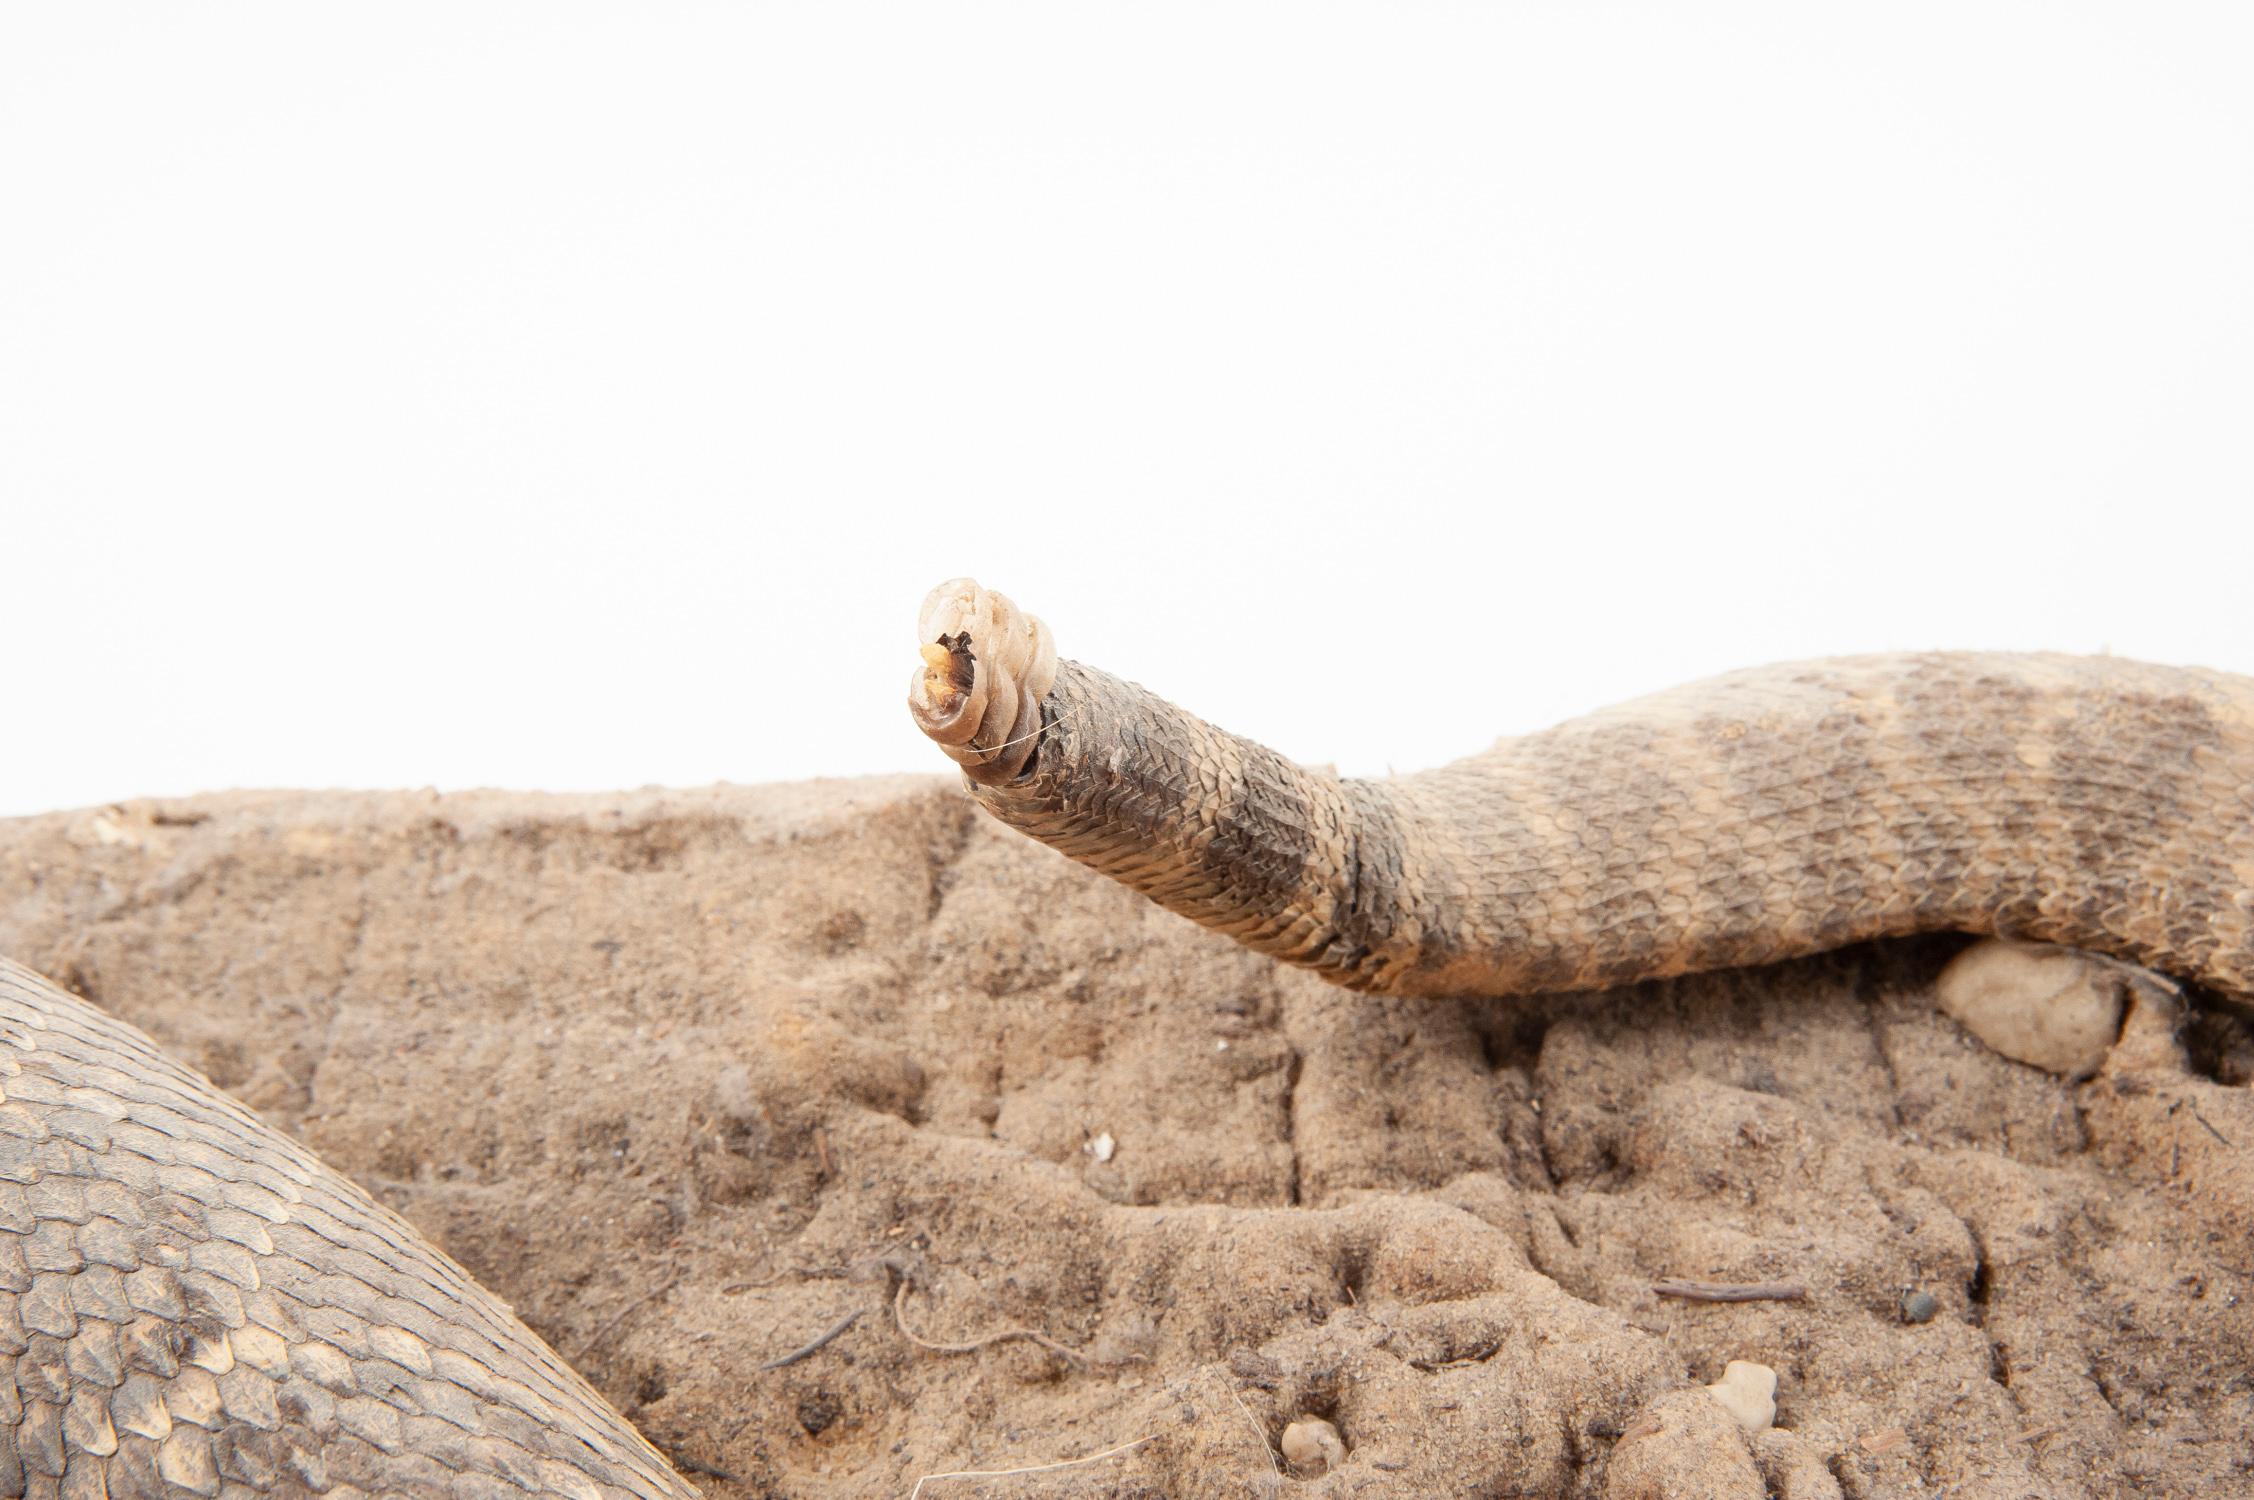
[1546,714,1684,989]
[1405,759,1565,994]
[1312,780,1403,987]
[1210,741,1325,948]
[1764,685,1903,959]
[1893,664,2049,937]
[1685,672,1901,977]
[1358,779,1477,989]
[1000,664,1376,980]
[2047,680,2218,973]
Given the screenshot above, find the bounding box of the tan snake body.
[0,957,696,1499]
[911,580,2254,1002]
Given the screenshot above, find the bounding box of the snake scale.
[3,578,2249,1494]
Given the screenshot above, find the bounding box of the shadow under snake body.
[2,579,2249,1495]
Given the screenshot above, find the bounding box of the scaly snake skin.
[910,579,2254,1000]
[0,957,695,1500]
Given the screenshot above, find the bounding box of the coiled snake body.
[0,957,696,1499]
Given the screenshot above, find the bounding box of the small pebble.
[1280,1415,1346,1477]
[1608,1390,1767,1500]
[1703,1360,1777,1435]
[1935,938,2125,1078]
[1900,1290,1939,1324]
[1088,1132,1116,1163]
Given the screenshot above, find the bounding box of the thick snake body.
[912,581,2254,1001]
[0,957,695,1500]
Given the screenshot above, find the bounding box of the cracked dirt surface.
[2,779,2250,1498]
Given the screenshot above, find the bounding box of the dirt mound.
[2,781,2249,1498]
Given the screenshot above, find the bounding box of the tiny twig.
[1230,1383,1281,1480]
[1653,1278,1807,1303]
[1408,1335,1503,1371]
[907,1434,1157,1499]
[570,1269,681,1361]
[720,1260,850,1294]
[893,1278,1087,1367]
[760,1307,864,1371]
[954,702,1080,760]
[2188,1103,2232,1146]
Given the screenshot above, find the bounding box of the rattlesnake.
[3,578,2246,1495]
[909,578,2254,1002]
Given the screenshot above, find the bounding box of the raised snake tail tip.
[909,578,1059,783]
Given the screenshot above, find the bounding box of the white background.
[5,4,2250,818]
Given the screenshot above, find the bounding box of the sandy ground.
[1,779,2250,1499]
